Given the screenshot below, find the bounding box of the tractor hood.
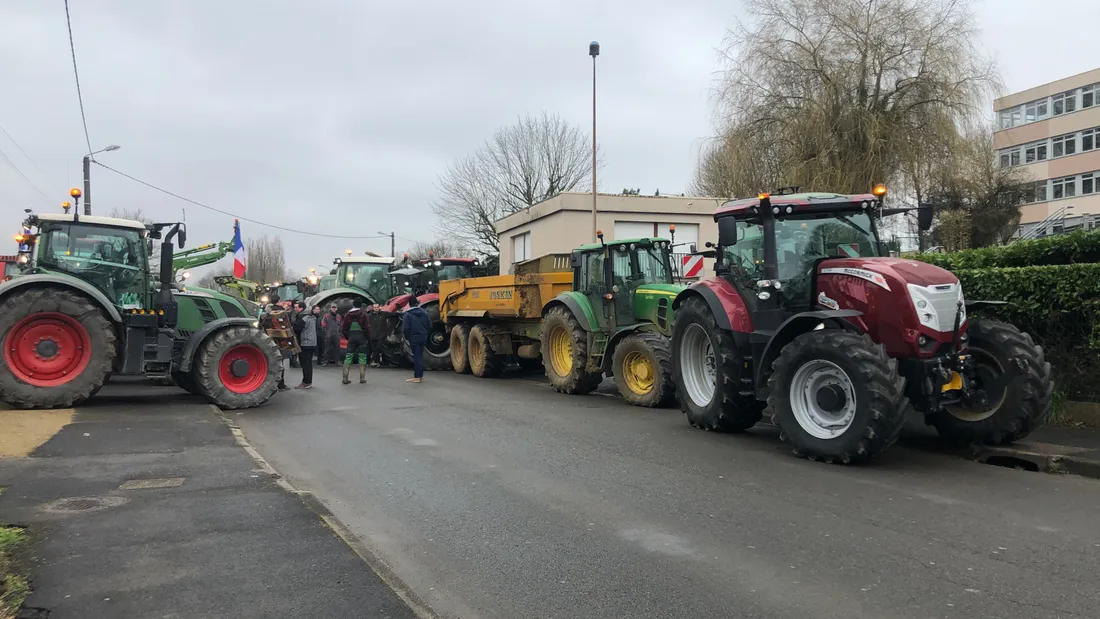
[634,283,683,297]
[817,257,958,291]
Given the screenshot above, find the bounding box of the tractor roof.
[574,237,670,252]
[336,256,395,265]
[714,192,880,218]
[36,213,149,231]
[419,257,478,264]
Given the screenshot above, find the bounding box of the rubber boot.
[359,363,367,384]
[341,363,351,385]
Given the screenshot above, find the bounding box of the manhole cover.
[41,496,129,514]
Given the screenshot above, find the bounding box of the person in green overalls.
[340,298,371,384]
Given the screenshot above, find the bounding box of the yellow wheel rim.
[621,351,655,395]
[469,333,484,369]
[549,326,573,377]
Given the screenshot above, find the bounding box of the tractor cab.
[386,266,426,300]
[333,256,395,303]
[570,233,677,332]
[414,256,480,293]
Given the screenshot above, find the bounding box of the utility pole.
[589,41,600,243]
[82,144,121,215]
[377,231,395,257]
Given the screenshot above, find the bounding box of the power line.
[94,161,412,241]
[0,146,55,206]
[63,0,93,156]
[0,123,49,179]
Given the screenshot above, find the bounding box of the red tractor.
[1,254,20,283]
[671,186,1053,464]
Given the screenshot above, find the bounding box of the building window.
[1052,133,1077,157]
[1019,181,1048,204]
[1084,85,1096,109]
[1083,128,1097,152]
[1083,173,1095,195]
[1052,176,1076,199]
[1053,91,1077,116]
[511,232,531,262]
[1024,140,1048,163]
[1024,100,1048,122]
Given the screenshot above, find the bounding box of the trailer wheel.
[612,332,676,408]
[0,287,116,409]
[468,325,503,378]
[540,306,602,395]
[768,330,907,464]
[672,296,763,431]
[932,319,1053,445]
[450,324,471,374]
[402,302,452,371]
[194,326,281,410]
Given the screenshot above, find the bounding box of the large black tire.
[612,332,676,408]
[540,306,602,395]
[930,318,1054,445]
[402,302,452,371]
[450,323,471,374]
[0,287,116,409]
[468,324,504,378]
[768,330,907,464]
[172,369,200,396]
[672,296,764,431]
[193,326,282,410]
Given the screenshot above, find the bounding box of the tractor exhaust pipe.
[156,223,186,325]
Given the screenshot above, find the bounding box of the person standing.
[402,296,432,383]
[288,301,302,369]
[292,301,318,389]
[312,305,325,366]
[259,294,289,390]
[369,303,384,367]
[341,298,371,385]
[321,303,343,366]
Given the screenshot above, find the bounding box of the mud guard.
[0,274,123,323]
[672,283,751,332]
[305,287,376,311]
[178,317,258,372]
[544,292,595,332]
[964,300,1008,311]
[753,309,864,391]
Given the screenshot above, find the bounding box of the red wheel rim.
[218,344,269,394]
[3,312,93,387]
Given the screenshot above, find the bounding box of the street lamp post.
[377,231,395,257]
[83,144,121,216]
[589,41,600,243]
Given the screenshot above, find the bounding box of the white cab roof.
[337,256,395,264]
[37,213,148,231]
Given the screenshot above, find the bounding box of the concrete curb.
[971,442,1100,479]
[211,406,441,619]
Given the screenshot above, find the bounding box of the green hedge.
[918,229,1100,270]
[954,264,1100,401]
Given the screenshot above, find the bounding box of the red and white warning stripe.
[681,254,703,278]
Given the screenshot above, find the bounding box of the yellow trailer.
[439,271,572,377]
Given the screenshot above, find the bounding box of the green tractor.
[541,233,685,407]
[0,210,282,410]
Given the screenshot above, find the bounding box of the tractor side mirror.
[917,205,933,232]
[178,226,187,249]
[688,243,697,254]
[878,241,891,256]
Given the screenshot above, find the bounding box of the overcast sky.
[2,0,1098,276]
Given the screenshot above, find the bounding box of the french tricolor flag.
[232,220,246,278]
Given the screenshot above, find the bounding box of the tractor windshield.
[421,264,474,290]
[343,263,390,300]
[36,222,148,308]
[633,244,673,285]
[718,211,882,308]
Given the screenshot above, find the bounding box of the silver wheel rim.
[789,359,857,440]
[680,323,717,408]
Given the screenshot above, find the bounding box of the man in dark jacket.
[402,296,432,383]
[341,298,371,385]
[292,301,318,389]
[321,303,343,366]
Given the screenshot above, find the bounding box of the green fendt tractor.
[0,210,282,410]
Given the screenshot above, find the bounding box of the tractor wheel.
[768,330,907,464]
[193,326,282,410]
[172,369,200,396]
[931,319,1053,445]
[450,324,471,374]
[468,325,504,378]
[0,287,116,409]
[612,332,676,408]
[672,296,763,431]
[540,306,602,395]
[402,302,452,371]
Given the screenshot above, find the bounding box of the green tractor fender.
[0,274,123,323]
[177,317,258,372]
[542,290,597,332]
[305,287,376,311]
[599,324,666,374]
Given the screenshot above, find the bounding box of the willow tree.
[698,0,999,197]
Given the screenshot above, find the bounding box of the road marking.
[0,408,75,457]
[119,478,186,490]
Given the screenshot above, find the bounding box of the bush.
[954,263,1100,401]
[918,229,1100,270]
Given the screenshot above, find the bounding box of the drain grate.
[41,496,128,514]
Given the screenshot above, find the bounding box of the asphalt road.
[234,365,1100,619]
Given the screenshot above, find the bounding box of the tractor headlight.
[906,285,941,332]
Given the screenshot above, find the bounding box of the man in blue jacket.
[402,297,433,383]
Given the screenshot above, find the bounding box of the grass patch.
[0,526,29,619]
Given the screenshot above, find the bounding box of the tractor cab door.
[36,222,149,310]
[573,249,611,331]
[608,245,637,326]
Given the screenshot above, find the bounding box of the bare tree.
[702,0,999,195]
[401,239,475,262]
[432,112,600,252]
[108,207,153,225]
[244,235,287,284]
